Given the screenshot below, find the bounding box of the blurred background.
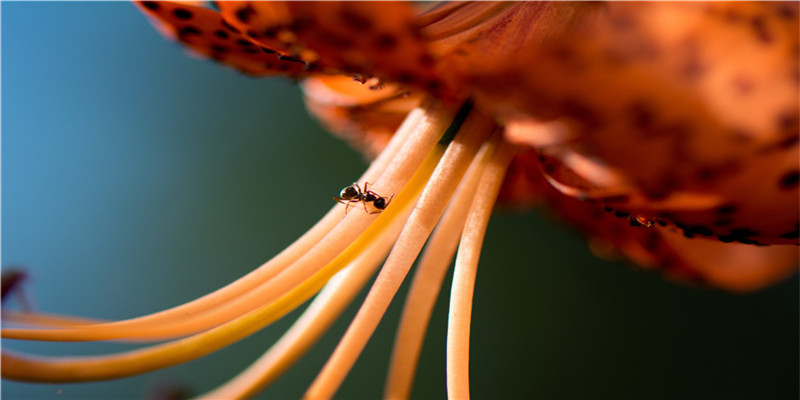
[2,3,797,399]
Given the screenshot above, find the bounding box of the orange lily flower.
[2,2,798,399]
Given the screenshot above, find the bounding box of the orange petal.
[486,2,799,245]
[655,227,799,292]
[216,1,457,100]
[136,1,308,77]
[423,2,598,75]
[535,168,798,292]
[301,75,422,159]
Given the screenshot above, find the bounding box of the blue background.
[2,3,798,399]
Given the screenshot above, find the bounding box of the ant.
[334,182,394,214]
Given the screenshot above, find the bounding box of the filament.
[446,137,514,400]
[304,109,496,400]
[383,131,495,400]
[2,103,455,342]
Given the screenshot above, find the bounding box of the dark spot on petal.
[178,26,201,37]
[778,111,800,135]
[778,170,800,190]
[173,8,193,20]
[221,19,241,34]
[263,27,278,38]
[211,45,228,54]
[750,15,772,43]
[730,227,757,239]
[684,225,714,237]
[242,48,260,54]
[723,9,746,23]
[731,75,755,95]
[610,14,636,31]
[419,53,435,67]
[246,30,261,38]
[629,100,656,130]
[775,3,798,20]
[397,72,415,84]
[236,5,255,24]
[340,9,372,31]
[425,80,442,93]
[718,235,736,243]
[715,204,738,215]
[375,33,398,50]
[289,17,313,33]
[214,29,229,39]
[779,225,800,239]
[319,31,354,49]
[614,210,629,218]
[561,98,601,127]
[279,63,291,71]
[236,39,254,47]
[260,47,276,54]
[278,55,303,63]
[713,218,734,227]
[677,37,704,77]
[141,1,159,11]
[777,135,800,150]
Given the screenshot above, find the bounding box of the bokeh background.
[2,3,798,399]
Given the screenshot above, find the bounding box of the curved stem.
[384,136,493,400]
[446,136,513,400]
[2,104,454,342]
[197,188,416,400]
[0,150,434,383]
[304,109,496,400]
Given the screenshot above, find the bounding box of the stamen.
[0,159,419,382]
[304,109,496,399]
[197,191,415,399]
[447,137,514,400]
[384,132,496,400]
[0,130,446,382]
[2,103,455,343]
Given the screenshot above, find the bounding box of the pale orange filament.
[384,133,494,400]
[304,109,496,400]
[2,104,455,343]
[2,101,514,400]
[447,137,514,400]
[197,192,415,400]
[0,102,454,381]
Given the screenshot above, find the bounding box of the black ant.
[334,182,394,214]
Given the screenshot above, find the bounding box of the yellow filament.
[1,147,443,383]
[305,109,496,400]
[2,104,455,343]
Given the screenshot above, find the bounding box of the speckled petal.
[481,2,800,245]
[216,1,455,99]
[137,1,308,77]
